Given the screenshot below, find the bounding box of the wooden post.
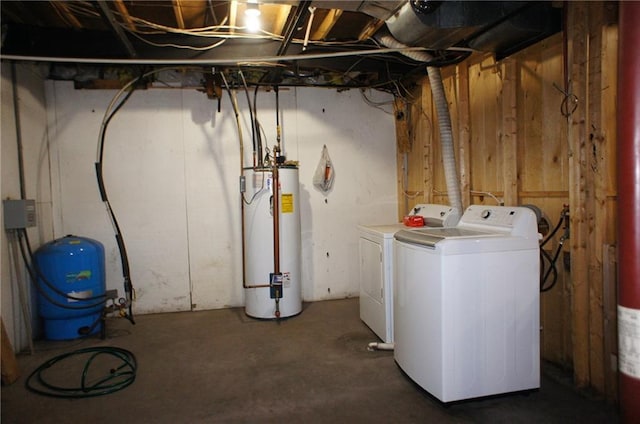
[421,79,434,205]
[502,60,518,206]
[456,61,471,209]
[567,1,591,388]
[1,319,20,385]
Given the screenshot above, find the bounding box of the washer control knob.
[481,209,491,219]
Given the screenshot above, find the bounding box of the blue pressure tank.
[34,235,106,340]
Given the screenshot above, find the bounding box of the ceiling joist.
[312,9,343,40]
[96,0,138,58]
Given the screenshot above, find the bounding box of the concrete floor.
[2,298,619,423]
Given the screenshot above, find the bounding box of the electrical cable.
[25,346,136,398]
[252,74,267,166]
[95,69,153,325]
[238,70,258,167]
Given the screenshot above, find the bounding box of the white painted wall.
[38,81,398,316]
[1,63,53,349]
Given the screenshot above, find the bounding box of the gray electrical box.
[3,199,37,229]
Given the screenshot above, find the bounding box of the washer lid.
[394,227,498,247]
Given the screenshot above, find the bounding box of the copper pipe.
[273,164,280,276]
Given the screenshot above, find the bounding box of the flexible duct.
[377,34,463,219]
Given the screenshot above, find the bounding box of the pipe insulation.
[376,34,464,219]
[617,2,640,423]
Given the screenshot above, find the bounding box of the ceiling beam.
[277,0,313,56]
[173,0,186,29]
[50,1,83,29]
[311,9,343,40]
[113,0,137,32]
[96,1,138,58]
[229,0,238,34]
[358,18,384,41]
[273,4,293,36]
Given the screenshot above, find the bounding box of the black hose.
[541,211,565,248]
[238,70,258,165]
[541,240,564,292]
[253,82,263,164]
[540,246,558,292]
[95,79,138,325]
[25,346,136,398]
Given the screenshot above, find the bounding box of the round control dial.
[481,209,491,219]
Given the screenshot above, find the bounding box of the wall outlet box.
[3,199,37,229]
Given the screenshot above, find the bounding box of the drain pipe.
[376,33,464,219]
[617,2,640,422]
[367,342,394,351]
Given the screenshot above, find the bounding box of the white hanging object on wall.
[313,144,335,193]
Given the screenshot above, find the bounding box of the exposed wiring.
[125,29,228,51]
[432,188,501,205]
[552,82,579,118]
[238,70,259,167]
[253,81,263,166]
[470,190,503,205]
[360,89,394,115]
[95,66,204,323]
[242,171,268,206]
[25,347,136,398]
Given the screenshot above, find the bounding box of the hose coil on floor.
[25,346,136,398]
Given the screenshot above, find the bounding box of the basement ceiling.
[1,1,561,92]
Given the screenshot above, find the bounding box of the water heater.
[243,165,302,318]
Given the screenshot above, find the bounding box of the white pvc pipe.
[0,46,430,66]
[367,342,395,351]
[376,35,464,221]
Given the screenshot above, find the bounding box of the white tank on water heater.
[243,165,302,318]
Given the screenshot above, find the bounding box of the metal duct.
[383,1,560,58]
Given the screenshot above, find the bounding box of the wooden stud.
[587,0,606,395]
[567,1,591,389]
[1,319,20,385]
[502,59,518,206]
[421,78,434,205]
[456,61,471,209]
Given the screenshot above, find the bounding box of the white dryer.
[393,205,540,402]
[358,204,459,343]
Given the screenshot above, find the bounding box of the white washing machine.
[393,205,540,403]
[358,204,459,343]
